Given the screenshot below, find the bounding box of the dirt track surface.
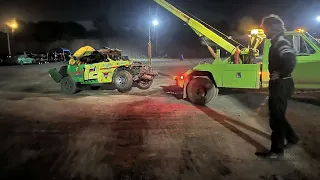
[0,59,320,180]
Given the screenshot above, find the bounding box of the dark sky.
[0,0,320,31]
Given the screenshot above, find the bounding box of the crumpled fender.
[69,46,96,65]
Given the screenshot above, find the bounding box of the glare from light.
[296,28,305,33]
[152,20,159,26]
[6,20,18,30]
[317,16,320,22]
[251,29,259,35]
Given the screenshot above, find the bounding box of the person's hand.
[270,71,280,80]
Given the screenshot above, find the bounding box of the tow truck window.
[289,35,315,55]
[306,33,320,49]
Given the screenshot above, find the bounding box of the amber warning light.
[296,28,305,33]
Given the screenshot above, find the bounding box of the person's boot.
[255,151,284,160]
[285,138,300,149]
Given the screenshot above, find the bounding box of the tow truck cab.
[176,30,320,94]
[261,30,320,89]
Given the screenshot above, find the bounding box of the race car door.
[83,62,114,83]
[84,63,100,83]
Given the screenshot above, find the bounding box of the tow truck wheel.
[137,80,153,90]
[114,70,133,93]
[61,76,80,94]
[187,77,218,105]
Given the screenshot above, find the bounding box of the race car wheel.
[59,66,68,77]
[187,77,218,105]
[61,76,80,94]
[137,80,153,90]
[114,70,133,93]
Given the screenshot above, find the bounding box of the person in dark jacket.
[256,14,299,159]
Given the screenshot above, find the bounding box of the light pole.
[5,20,18,57]
[152,19,159,57]
[148,7,152,66]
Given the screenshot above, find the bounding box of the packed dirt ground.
[0,59,320,180]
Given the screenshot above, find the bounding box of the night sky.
[0,0,320,31]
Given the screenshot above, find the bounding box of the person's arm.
[276,38,297,78]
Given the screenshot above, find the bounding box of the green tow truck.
[155,0,320,105]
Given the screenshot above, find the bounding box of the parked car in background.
[15,51,37,65]
[48,47,72,62]
[0,54,9,65]
[35,52,49,64]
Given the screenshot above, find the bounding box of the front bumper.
[174,76,185,88]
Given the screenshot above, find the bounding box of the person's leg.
[256,80,285,158]
[269,83,286,154]
[283,79,299,145]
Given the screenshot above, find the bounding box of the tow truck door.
[289,34,320,89]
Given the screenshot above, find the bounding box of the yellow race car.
[49,46,158,94]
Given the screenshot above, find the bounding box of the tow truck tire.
[187,77,218,105]
[137,80,153,90]
[114,70,133,93]
[61,76,80,94]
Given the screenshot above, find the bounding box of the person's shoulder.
[275,35,292,48]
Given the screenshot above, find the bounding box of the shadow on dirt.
[161,85,183,99]
[161,85,269,112]
[291,96,320,107]
[196,106,269,152]
[161,85,269,152]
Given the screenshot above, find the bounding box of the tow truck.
[154,0,320,105]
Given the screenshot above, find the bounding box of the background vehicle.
[35,52,49,64]
[15,51,37,65]
[0,54,9,65]
[48,47,71,62]
[48,46,158,94]
[155,0,320,105]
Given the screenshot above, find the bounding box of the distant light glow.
[152,20,159,26]
[6,20,18,30]
[317,16,320,22]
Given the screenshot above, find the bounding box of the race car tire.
[59,66,68,77]
[186,77,218,105]
[61,76,80,94]
[114,70,133,93]
[137,80,153,90]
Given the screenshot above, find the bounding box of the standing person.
[180,54,184,61]
[256,14,299,159]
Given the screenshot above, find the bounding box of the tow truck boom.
[154,0,240,57]
[154,0,262,64]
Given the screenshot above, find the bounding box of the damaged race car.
[48,46,158,94]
